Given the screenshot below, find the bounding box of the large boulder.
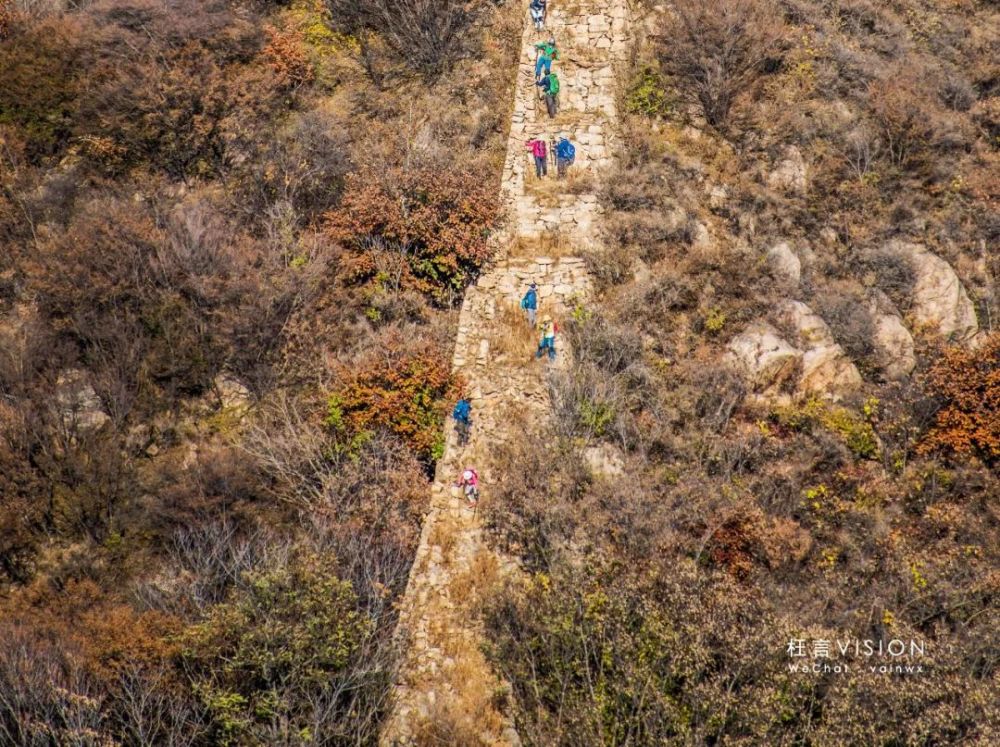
[583,443,625,479]
[56,369,110,430]
[768,146,808,195]
[778,301,862,399]
[888,241,978,341]
[766,242,801,286]
[726,323,802,392]
[214,374,251,410]
[869,293,916,380]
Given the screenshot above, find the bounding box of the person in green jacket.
[534,38,558,80]
[536,71,560,118]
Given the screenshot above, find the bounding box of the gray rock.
[55,369,110,430]
[726,323,802,391]
[778,301,861,398]
[768,146,808,195]
[766,242,801,285]
[583,443,625,478]
[214,374,251,410]
[867,291,916,380]
[887,241,978,341]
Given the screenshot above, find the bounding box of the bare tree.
[0,627,111,746]
[325,0,488,79]
[657,0,787,131]
[115,664,201,747]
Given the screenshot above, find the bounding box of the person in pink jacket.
[456,467,480,507]
[526,137,548,178]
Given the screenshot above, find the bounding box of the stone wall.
[381,3,630,745]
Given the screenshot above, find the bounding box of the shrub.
[920,334,1000,464]
[484,563,810,746]
[772,397,880,459]
[324,0,489,79]
[0,18,81,158]
[625,64,674,118]
[325,163,502,303]
[328,342,461,463]
[656,0,787,131]
[181,551,390,746]
[811,289,878,370]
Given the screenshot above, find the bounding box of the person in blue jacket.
[452,398,472,446]
[555,137,576,179]
[520,282,538,327]
[529,0,547,31]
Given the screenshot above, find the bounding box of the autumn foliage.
[329,341,462,463]
[326,164,502,302]
[921,334,1000,464]
[0,0,515,743]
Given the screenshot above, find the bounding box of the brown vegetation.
[656,0,788,131]
[0,0,519,742]
[483,0,1000,743]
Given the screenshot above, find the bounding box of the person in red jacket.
[456,467,480,507]
[525,137,547,178]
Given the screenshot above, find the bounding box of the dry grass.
[450,549,502,609]
[523,167,596,199]
[427,512,461,559]
[486,302,539,362]
[410,581,509,745]
[509,231,580,259]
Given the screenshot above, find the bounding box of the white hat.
[463,469,474,481]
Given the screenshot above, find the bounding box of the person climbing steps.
[536,316,558,361]
[534,37,558,81]
[455,467,480,508]
[529,0,547,31]
[452,397,472,446]
[520,282,539,327]
[536,70,560,118]
[525,137,548,178]
[555,136,575,178]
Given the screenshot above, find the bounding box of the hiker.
[456,467,480,507]
[452,397,472,446]
[534,38,558,80]
[529,0,546,31]
[520,282,538,327]
[536,71,559,118]
[536,316,558,361]
[525,137,547,178]
[555,137,576,178]
[535,38,559,62]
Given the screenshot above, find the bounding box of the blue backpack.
[453,399,471,421]
[556,139,575,161]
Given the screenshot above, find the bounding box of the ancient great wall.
[381,2,632,744]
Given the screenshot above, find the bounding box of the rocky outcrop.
[214,374,252,410]
[583,442,625,478]
[888,241,978,341]
[868,292,916,380]
[727,300,863,402]
[726,323,802,393]
[56,369,110,430]
[768,146,807,195]
[766,241,801,286]
[778,301,862,399]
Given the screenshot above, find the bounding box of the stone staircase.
[380,2,630,745]
[502,0,630,247]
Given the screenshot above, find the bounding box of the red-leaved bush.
[325,164,502,303]
[921,334,1000,464]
